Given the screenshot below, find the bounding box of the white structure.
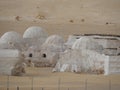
[0,49,25,76]
[42,35,65,52]
[53,49,107,74]
[22,26,48,67]
[53,37,105,73]
[104,56,120,75]
[1,31,23,43]
[65,35,82,49]
[24,35,65,67]
[93,38,120,55]
[23,45,41,67]
[53,36,120,75]
[72,37,103,53]
[23,26,48,49]
[0,31,25,51]
[0,29,119,75]
[40,35,65,67]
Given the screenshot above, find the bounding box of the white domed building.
[1,31,23,43]
[27,35,65,67]
[23,26,48,67]
[53,37,106,74]
[65,35,82,49]
[23,26,48,49]
[0,31,26,76]
[0,49,26,76]
[0,31,25,50]
[72,37,103,53]
[42,35,65,51]
[23,26,47,39]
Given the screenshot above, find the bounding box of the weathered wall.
[104,56,120,75]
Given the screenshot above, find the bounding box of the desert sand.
[0,0,120,39]
[0,67,120,90]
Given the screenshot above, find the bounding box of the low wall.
[0,49,21,75]
[104,56,120,75]
[0,49,20,57]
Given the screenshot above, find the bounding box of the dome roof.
[23,26,48,39]
[72,37,102,50]
[0,31,23,43]
[41,35,65,52]
[44,35,64,46]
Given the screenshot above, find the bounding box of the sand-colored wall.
[0,0,120,38]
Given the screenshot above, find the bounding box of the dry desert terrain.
[0,0,120,38]
[0,67,120,90]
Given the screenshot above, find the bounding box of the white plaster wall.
[104,56,120,75]
[0,49,21,75]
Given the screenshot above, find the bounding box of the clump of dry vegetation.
[15,16,21,21]
[81,18,85,22]
[36,14,46,20]
[11,64,26,76]
[69,19,74,23]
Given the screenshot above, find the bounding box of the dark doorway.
[42,53,46,58]
[29,53,33,57]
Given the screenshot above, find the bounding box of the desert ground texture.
[0,67,120,90]
[0,0,120,38]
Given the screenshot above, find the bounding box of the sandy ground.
[0,20,120,39]
[0,0,120,39]
[0,67,120,90]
